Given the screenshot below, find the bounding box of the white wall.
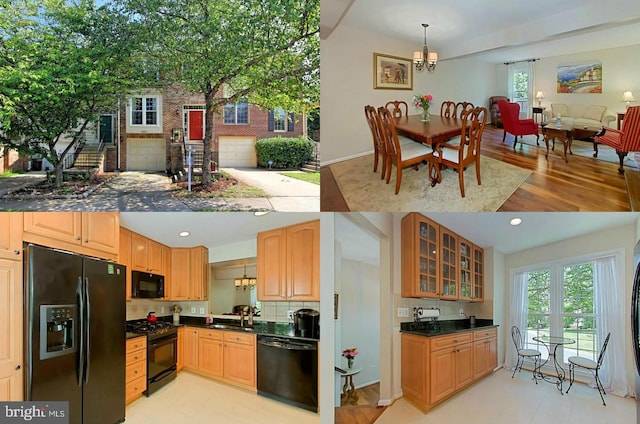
[531,44,640,116]
[504,223,637,396]
[320,23,497,164]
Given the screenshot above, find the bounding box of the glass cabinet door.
[418,220,438,296]
[440,229,457,299]
[459,238,472,300]
[473,245,484,301]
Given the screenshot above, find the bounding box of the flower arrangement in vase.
[413,94,433,122]
[342,347,359,369]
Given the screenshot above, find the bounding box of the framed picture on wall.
[557,62,602,93]
[373,53,413,90]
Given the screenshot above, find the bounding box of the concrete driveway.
[0,169,319,212]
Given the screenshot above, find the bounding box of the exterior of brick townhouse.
[0,84,308,173]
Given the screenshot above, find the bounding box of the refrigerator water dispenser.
[40,304,77,360]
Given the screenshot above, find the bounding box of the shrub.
[255,136,314,169]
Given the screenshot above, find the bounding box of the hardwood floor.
[335,383,387,424]
[321,126,632,211]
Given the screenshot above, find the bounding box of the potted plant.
[210,160,217,172]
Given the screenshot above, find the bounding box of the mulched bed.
[172,173,268,198]
[3,173,115,199]
[174,175,238,193]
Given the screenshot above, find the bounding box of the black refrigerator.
[24,244,126,424]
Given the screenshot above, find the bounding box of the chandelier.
[413,23,438,72]
[234,264,256,291]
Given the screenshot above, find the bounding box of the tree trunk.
[54,160,64,188]
[202,81,215,186]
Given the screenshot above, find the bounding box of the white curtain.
[505,271,528,371]
[506,63,514,104]
[525,60,535,119]
[593,256,632,397]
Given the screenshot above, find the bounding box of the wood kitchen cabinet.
[401,212,484,301]
[0,213,23,261]
[0,257,23,401]
[183,327,199,371]
[120,228,133,301]
[125,336,147,404]
[169,247,209,301]
[198,329,224,378]
[177,327,184,372]
[257,220,320,301]
[401,327,497,412]
[473,328,497,379]
[131,232,163,274]
[223,332,256,388]
[162,245,172,299]
[23,212,119,261]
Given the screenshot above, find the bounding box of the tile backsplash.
[258,301,320,323]
[394,293,479,327]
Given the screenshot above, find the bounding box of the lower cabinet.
[125,336,147,404]
[402,328,497,412]
[183,327,256,390]
[177,327,184,372]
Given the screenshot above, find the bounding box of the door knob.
[15,365,20,370]
[14,250,20,255]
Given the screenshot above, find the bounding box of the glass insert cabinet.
[401,212,484,301]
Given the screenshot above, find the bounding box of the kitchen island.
[400,319,498,412]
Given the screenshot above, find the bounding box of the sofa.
[542,103,615,130]
[489,96,509,128]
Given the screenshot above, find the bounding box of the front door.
[99,115,114,144]
[188,110,204,141]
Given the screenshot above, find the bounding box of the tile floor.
[124,372,320,424]
[375,369,635,424]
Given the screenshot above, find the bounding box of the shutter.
[268,110,274,131]
[288,113,295,132]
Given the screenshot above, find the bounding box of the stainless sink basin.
[208,324,255,332]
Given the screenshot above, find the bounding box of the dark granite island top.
[400,318,497,337]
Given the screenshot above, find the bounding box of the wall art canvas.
[557,63,602,93]
[374,53,413,90]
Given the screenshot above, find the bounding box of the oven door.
[147,335,177,395]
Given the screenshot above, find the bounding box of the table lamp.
[622,91,636,109]
[535,91,544,107]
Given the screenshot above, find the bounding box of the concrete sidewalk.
[0,172,47,196]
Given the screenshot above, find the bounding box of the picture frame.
[557,62,602,93]
[373,53,413,90]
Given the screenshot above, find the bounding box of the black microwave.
[131,271,165,298]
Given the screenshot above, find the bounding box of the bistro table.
[393,114,464,185]
[532,335,575,393]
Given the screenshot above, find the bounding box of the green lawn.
[279,172,319,185]
[0,170,23,178]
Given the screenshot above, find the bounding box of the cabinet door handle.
[15,365,21,371]
[14,250,20,255]
[76,237,81,241]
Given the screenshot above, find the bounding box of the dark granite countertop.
[176,316,320,342]
[126,332,145,340]
[400,318,497,337]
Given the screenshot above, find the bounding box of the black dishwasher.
[257,336,318,412]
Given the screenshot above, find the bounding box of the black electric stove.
[126,320,177,341]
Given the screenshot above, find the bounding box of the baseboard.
[321,149,374,167]
[377,399,392,407]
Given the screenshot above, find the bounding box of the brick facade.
[0,146,26,173]
[111,85,304,172]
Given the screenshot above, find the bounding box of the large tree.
[120,0,319,185]
[0,0,139,186]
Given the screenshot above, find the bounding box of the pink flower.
[342,347,359,358]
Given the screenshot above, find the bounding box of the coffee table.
[542,124,600,162]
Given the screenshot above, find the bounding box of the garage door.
[126,138,166,171]
[218,136,257,168]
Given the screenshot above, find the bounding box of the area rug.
[329,155,532,211]
[569,139,639,169]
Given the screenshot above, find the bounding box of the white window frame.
[223,99,249,125]
[126,94,163,134]
[273,108,287,132]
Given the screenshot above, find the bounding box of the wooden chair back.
[455,102,474,119]
[364,105,387,176]
[385,100,409,118]
[440,101,456,118]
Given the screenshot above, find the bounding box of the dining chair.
[440,101,456,118]
[510,326,542,382]
[594,105,640,174]
[432,107,487,197]
[566,332,611,405]
[454,101,474,119]
[377,107,434,194]
[497,99,539,148]
[385,100,409,118]
[364,105,388,177]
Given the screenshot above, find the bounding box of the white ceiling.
[321,0,640,63]
[120,212,321,249]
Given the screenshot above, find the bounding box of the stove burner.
[127,320,177,340]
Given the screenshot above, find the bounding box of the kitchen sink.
[208,324,255,332]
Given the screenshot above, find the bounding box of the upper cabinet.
[23,212,119,261]
[120,228,133,301]
[257,220,320,301]
[131,233,163,274]
[0,213,23,261]
[169,246,209,301]
[402,212,484,301]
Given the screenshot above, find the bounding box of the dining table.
[532,335,576,394]
[393,114,464,185]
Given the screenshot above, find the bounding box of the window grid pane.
[274,108,286,131]
[236,100,248,124]
[224,103,236,124]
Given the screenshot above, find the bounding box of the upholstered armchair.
[594,105,640,174]
[497,100,539,148]
[489,96,509,128]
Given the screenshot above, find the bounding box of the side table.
[336,367,362,405]
[532,106,546,126]
[618,112,625,130]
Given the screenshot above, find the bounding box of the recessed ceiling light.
[510,218,522,226]
[179,231,190,237]
[254,211,270,216]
